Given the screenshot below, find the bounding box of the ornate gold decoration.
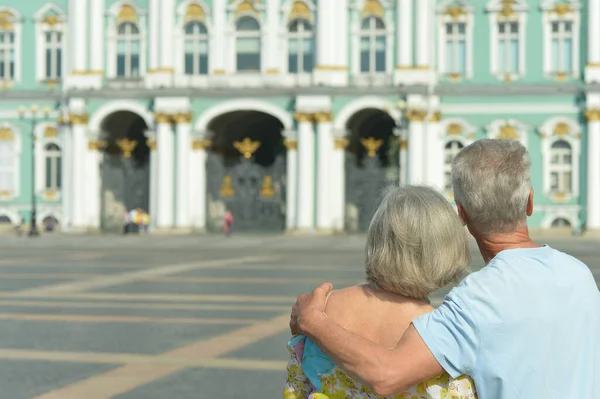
[173,112,193,124]
[212,69,227,75]
[399,139,408,150]
[294,112,313,123]
[88,140,108,151]
[57,115,65,125]
[334,138,349,150]
[361,137,384,157]
[154,113,172,124]
[117,4,137,24]
[555,72,568,81]
[71,70,104,76]
[266,68,279,75]
[362,0,384,17]
[69,113,89,125]
[0,128,13,141]
[497,124,519,140]
[146,138,157,151]
[284,139,297,150]
[554,192,567,201]
[0,190,13,199]
[44,190,58,200]
[553,122,570,136]
[44,126,58,138]
[447,123,463,136]
[314,112,333,123]
[220,176,235,197]
[259,176,275,198]
[449,72,461,82]
[314,65,347,71]
[499,0,515,18]
[185,3,206,22]
[405,109,428,122]
[504,73,512,83]
[116,138,138,158]
[192,139,212,150]
[445,6,466,19]
[429,111,442,123]
[289,1,312,21]
[574,133,581,139]
[234,138,261,159]
[236,1,258,16]
[550,3,572,16]
[42,15,61,26]
[0,11,14,30]
[585,109,600,122]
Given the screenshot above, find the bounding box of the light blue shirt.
[413,246,600,399]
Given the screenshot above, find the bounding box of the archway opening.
[205,111,286,233]
[344,108,399,232]
[99,111,150,233]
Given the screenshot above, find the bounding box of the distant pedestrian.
[223,211,234,238]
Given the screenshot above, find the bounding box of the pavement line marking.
[4,255,279,298]
[10,292,297,303]
[0,299,290,312]
[208,264,364,272]
[0,273,104,280]
[142,276,362,284]
[0,313,253,325]
[0,348,286,371]
[31,313,290,399]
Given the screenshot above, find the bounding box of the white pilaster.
[175,115,192,228]
[284,132,298,231]
[587,111,600,230]
[147,130,158,230]
[589,0,600,65]
[396,128,408,185]
[85,131,101,229]
[70,121,88,229]
[60,122,73,230]
[155,117,175,228]
[212,0,227,73]
[266,0,280,74]
[332,130,347,232]
[316,113,334,231]
[159,0,175,70]
[415,0,430,68]
[69,0,88,72]
[189,135,208,231]
[407,110,427,184]
[149,0,160,70]
[424,112,444,190]
[314,0,348,86]
[296,114,315,230]
[397,0,412,67]
[89,0,104,72]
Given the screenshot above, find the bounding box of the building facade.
[0,0,597,234]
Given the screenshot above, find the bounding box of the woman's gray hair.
[365,185,471,300]
[452,139,532,236]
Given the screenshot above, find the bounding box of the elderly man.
[291,139,600,398]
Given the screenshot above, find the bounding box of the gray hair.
[451,139,532,236]
[365,185,471,300]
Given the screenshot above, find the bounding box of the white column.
[314,0,348,85]
[85,134,101,229]
[424,112,444,190]
[149,0,160,70]
[89,0,104,71]
[189,137,208,231]
[147,133,158,230]
[415,0,430,67]
[589,0,600,65]
[155,116,175,228]
[587,112,600,229]
[69,0,88,72]
[60,123,73,230]
[284,136,298,230]
[397,0,412,67]
[398,132,408,185]
[70,118,88,228]
[159,0,175,69]
[334,0,349,70]
[175,115,192,228]
[316,1,335,67]
[316,113,334,231]
[407,110,426,184]
[296,113,315,230]
[332,132,347,232]
[266,0,280,72]
[212,0,227,73]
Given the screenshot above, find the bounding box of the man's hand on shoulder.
[290,282,333,336]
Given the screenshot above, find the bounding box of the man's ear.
[526,189,534,216]
[456,203,468,226]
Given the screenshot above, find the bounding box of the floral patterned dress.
[284,335,477,399]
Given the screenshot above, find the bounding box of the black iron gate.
[207,138,286,232]
[345,137,399,232]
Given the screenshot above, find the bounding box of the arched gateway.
[205,111,287,232]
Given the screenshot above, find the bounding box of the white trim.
[0,123,22,200]
[34,121,62,201]
[333,96,401,129]
[541,210,579,229]
[0,208,20,225]
[538,116,581,202]
[194,99,293,131]
[279,0,316,76]
[226,1,266,74]
[88,100,154,132]
[440,117,476,197]
[0,7,22,84]
[436,2,474,79]
[38,209,62,226]
[441,103,579,114]
[540,1,581,79]
[175,1,213,76]
[485,118,529,147]
[35,4,67,84]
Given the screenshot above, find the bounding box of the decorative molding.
[288,1,312,22]
[334,137,349,150]
[116,4,138,24]
[154,113,173,124]
[293,112,313,123]
[361,0,384,18]
[0,128,14,141]
[314,112,333,123]
[146,138,157,151]
[233,138,261,158]
[88,140,108,151]
[284,139,298,150]
[44,126,58,138]
[585,109,600,122]
[191,139,211,150]
[184,3,206,22]
[68,114,89,125]
[485,118,529,147]
[360,137,384,157]
[406,109,428,122]
[173,112,193,124]
[429,111,442,123]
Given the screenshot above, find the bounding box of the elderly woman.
[284,185,477,399]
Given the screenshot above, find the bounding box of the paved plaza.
[0,234,595,399]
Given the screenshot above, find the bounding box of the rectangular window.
[0,32,15,81]
[360,37,370,73]
[288,38,298,74]
[497,22,519,74]
[45,157,52,189]
[445,22,466,75]
[302,38,313,73]
[44,31,63,80]
[375,36,386,72]
[550,21,574,73]
[56,156,62,190]
[236,37,261,71]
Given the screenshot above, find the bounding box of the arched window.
[549,140,572,194]
[359,16,386,73]
[184,21,209,75]
[288,19,313,74]
[0,28,15,81]
[116,22,140,78]
[551,217,571,228]
[44,143,61,191]
[236,16,261,72]
[44,30,63,80]
[444,140,464,192]
[0,139,16,194]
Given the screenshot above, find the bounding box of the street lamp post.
[18,105,51,237]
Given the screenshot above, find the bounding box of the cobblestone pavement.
[0,234,595,399]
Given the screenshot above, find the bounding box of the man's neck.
[475,227,540,264]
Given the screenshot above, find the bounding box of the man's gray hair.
[452,139,532,236]
[365,185,471,300]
